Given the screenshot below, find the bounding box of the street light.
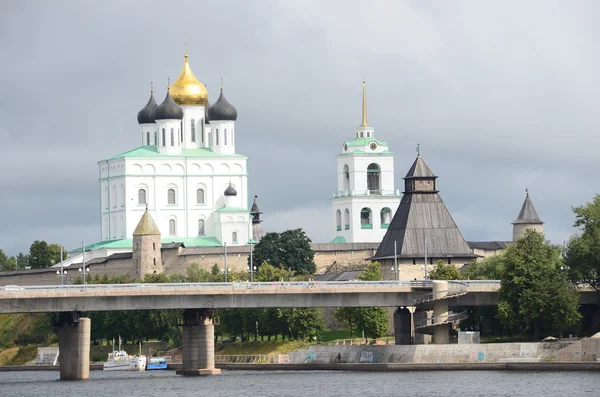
[79,266,90,285]
[390,240,399,281]
[56,269,67,285]
[247,265,257,282]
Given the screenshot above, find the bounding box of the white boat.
[103,339,146,371]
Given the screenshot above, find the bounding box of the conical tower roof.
[133,209,161,236]
[373,154,476,261]
[405,155,436,179]
[513,190,543,225]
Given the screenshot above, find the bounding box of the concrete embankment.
[2,362,600,372]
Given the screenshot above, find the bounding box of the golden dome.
[169,53,208,106]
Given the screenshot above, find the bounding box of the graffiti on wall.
[359,350,379,363]
[303,352,316,363]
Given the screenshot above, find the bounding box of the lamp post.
[391,240,398,281]
[223,242,228,283]
[56,269,67,285]
[248,265,257,282]
[423,234,428,279]
[79,240,89,284]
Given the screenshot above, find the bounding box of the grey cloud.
[0,0,598,255]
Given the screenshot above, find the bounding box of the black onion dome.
[153,88,184,120]
[208,90,237,121]
[205,101,211,124]
[137,91,157,124]
[224,183,237,197]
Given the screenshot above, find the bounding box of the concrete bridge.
[0,280,597,379]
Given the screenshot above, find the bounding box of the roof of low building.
[467,241,511,250]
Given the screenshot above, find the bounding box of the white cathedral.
[331,81,401,243]
[97,52,251,249]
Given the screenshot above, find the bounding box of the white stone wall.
[100,155,249,242]
[332,195,400,243]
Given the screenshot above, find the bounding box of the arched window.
[162,128,166,146]
[191,119,196,142]
[367,163,381,194]
[170,128,175,146]
[380,207,392,228]
[198,219,205,236]
[196,188,205,204]
[167,188,176,205]
[224,128,228,145]
[179,128,183,142]
[154,131,157,145]
[336,209,342,231]
[201,120,205,143]
[360,132,364,137]
[343,164,350,191]
[344,208,350,230]
[360,207,372,229]
[138,189,146,205]
[232,231,238,243]
[146,132,150,145]
[216,128,219,145]
[169,219,176,235]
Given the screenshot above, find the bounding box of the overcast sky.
[1,0,599,255]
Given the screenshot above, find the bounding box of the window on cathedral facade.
[196,188,205,204]
[154,131,157,145]
[232,231,238,243]
[201,121,205,143]
[216,128,219,145]
[169,219,176,235]
[180,128,183,142]
[360,132,364,137]
[138,189,146,205]
[146,132,150,145]
[367,163,381,194]
[380,207,392,227]
[336,210,342,231]
[162,128,166,146]
[360,207,372,229]
[224,129,227,145]
[167,188,176,205]
[344,208,350,230]
[198,219,205,236]
[170,128,174,146]
[191,119,196,142]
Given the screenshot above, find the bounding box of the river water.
[0,370,597,396]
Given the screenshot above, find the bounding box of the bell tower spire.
[361,80,368,127]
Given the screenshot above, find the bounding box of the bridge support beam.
[177,309,221,376]
[413,308,426,345]
[393,307,412,345]
[56,315,90,380]
[432,281,449,344]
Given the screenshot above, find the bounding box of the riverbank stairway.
[412,280,468,339]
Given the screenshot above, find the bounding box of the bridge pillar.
[56,315,90,380]
[413,308,426,345]
[393,307,412,345]
[432,281,449,344]
[177,309,221,376]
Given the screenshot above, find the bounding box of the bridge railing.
[414,310,469,329]
[0,280,418,292]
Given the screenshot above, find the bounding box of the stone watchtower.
[132,208,163,278]
[512,189,544,241]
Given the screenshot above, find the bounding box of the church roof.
[137,90,157,124]
[513,192,543,225]
[208,89,237,121]
[154,88,184,120]
[133,209,161,236]
[104,145,246,161]
[405,155,436,179]
[373,156,476,261]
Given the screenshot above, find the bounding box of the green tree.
[251,229,316,274]
[0,249,17,271]
[565,194,600,290]
[15,253,29,269]
[497,229,581,340]
[29,240,52,268]
[429,260,463,280]
[48,244,66,265]
[463,255,505,280]
[334,262,389,338]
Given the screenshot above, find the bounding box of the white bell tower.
[331,81,401,243]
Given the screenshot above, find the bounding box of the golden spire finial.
[185,41,188,58]
[361,79,368,127]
